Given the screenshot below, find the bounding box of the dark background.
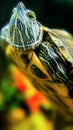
[0,0,73,34]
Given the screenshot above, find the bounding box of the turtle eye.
[26,10,36,20]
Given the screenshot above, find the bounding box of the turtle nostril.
[16,2,26,10]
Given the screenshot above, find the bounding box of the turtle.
[0,2,73,117]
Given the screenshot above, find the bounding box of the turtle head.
[9,2,43,50]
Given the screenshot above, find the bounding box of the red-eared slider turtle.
[0,2,73,116]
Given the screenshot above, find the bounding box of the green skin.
[1,2,73,117]
[9,2,43,50]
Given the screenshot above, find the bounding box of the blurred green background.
[0,0,73,34]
